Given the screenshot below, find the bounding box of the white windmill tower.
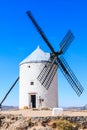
[19,46,58,109]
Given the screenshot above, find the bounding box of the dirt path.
[0,109,87,117]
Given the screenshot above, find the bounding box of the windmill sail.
[59,30,75,54]
[0,77,19,108]
[26,11,55,53]
[42,63,58,89]
[37,61,58,89]
[37,61,51,83]
[57,56,84,96]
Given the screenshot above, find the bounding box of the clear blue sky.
[0,0,87,107]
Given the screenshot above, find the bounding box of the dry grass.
[49,119,77,130]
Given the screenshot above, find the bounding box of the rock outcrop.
[0,114,87,130]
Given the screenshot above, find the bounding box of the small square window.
[30,82,34,85]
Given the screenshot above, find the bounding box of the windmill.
[26,11,84,96]
[0,11,84,110]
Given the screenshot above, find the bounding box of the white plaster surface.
[19,46,58,109]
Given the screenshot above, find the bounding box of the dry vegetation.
[48,119,78,130]
[1,109,87,129]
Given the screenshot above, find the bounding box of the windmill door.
[31,95,36,108]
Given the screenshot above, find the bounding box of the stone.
[52,108,63,116]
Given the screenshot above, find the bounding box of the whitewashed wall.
[19,62,58,109]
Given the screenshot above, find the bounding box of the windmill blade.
[57,56,84,96]
[37,61,51,83]
[43,63,58,89]
[26,11,55,53]
[0,77,19,108]
[59,30,74,54]
[37,56,58,89]
[37,62,58,89]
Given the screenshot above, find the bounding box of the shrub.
[52,119,77,130]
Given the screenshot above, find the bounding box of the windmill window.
[45,65,47,68]
[30,82,34,85]
[28,65,31,68]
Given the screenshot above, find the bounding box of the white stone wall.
[19,62,58,109]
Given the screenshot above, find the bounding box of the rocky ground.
[0,109,87,130]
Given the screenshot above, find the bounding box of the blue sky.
[0,0,87,107]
